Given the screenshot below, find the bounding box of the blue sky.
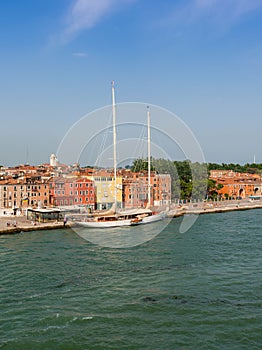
[1,0,262,166]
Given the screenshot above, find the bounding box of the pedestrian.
[63,215,67,227]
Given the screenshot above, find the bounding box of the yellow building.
[90,174,122,210]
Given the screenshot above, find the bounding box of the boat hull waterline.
[75,211,166,228]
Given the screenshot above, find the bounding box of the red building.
[49,177,95,209]
[74,178,95,206]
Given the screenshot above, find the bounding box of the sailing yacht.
[75,83,166,228]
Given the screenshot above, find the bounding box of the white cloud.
[195,0,262,17]
[159,0,262,33]
[72,52,88,57]
[60,0,136,44]
[233,0,262,17]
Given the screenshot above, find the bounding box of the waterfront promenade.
[1,198,262,235]
[168,198,262,217]
[0,215,68,235]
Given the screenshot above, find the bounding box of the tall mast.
[112,81,117,210]
[147,106,151,206]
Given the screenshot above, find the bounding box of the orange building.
[210,170,261,199]
[122,170,171,208]
[0,176,50,210]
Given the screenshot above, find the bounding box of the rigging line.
[132,116,147,165]
[95,109,113,168]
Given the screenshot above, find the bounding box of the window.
[75,191,78,195]
[80,184,82,188]
[86,190,88,195]
[79,198,82,202]
[86,198,89,202]
[75,183,78,188]
[74,198,77,202]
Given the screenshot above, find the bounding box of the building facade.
[122,171,171,208]
[49,177,96,209]
[0,177,49,210]
[91,173,122,210]
[210,170,261,198]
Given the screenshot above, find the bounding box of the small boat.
[130,218,143,225]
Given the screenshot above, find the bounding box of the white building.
[50,154,58,167]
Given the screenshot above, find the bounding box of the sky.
[1,0,262,166]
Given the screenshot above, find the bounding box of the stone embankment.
[167,199,262,217]
[0,215,71,235]
[1,199,262,235]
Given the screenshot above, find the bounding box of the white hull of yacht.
[76,218,135,228]
[74,211,166,229]
[141,211,166,224]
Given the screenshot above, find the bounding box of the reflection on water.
[75,219,170,248]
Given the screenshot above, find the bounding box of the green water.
[1,210,262,349]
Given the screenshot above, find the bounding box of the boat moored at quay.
[74,83,167,228]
